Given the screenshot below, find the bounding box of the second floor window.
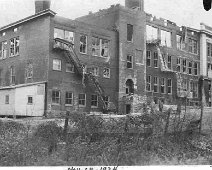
[188,61,192,75]
[0,41,7,59]
[188,38,198,54]
[53,59,61,71]
[176,58,181,72]
[103,68,110,78]
[194,62,198,75]
[167,55,172,70]
[127,55,133,68]
[10,37,19,56]
[80,35,87,54]
[153,52,158,68]
[182,59,187,73]
[10,66,15,85]
[127,24,133,42]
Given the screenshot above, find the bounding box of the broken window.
[10,37,19,56]
[91,94,98,107]
[80,35,87,54]
[193,62,198,75]
[207,43,212,57]
[26,63,33,79]
[52,90,60,104]
[126,79,134,95]
[78,93,86,106]
[146,25,158,41]
[188,38,197,54]
[167,79,172,94]
[53,59,61,71]
[66,63,74,73]
[176,35,183,50]
[176,58,181,72]
[92,37,100,56]
[103,96,109,107]
[103,68,110,78]
[153,77,159,93]
[64,30,74,42]
[10,66,15,85]
[161,78,166,94]
[146,75,151,92]
[101,39,109,57]
[91,67,99,76]
[188,61,192,75]
[0,41,7,60]
[146,50,151,67]
[54,28,74,44]
[5,95,9,104]
[127,55,133,68]
[161,30,171,47]
[127,24,133,42]
[27,96,33,104]
[167,55,172,70]
[153,52,158,68]
[65,92,73,105]
[182,59,187,73]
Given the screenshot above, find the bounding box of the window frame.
[153,52,158,68]
[146,50,151,67]
[176,58,181,72]
[65,91,73,106]
[103,67,110,78]
[53,59,62,71]
[5,95,9,104]
[188,38,198,54]
[127,55,133,69]
[78,93,86,107]
[0,41,7,60]
[10,37,19,57]
[127,24,133,42]
[160,78,166,94]
[91,94,98,108]
[146,75,151,92]
[79,34,87,54]
[188,61,193,75]
[193,62,198,76]
[66,63,75,73]
[10,66,15,85]
[27,96,33,105]
[52,90,60,105]
[167,78,172,94]
[153,76,159,93]
[167,55,172,70]
[91,67,99,76]
[182,59,187,73]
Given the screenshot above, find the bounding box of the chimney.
[35,0,51,13]
[125,0,144,11]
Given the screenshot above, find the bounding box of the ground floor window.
[52,90,60,104]
[65,92,73,105]
[167,79,172,94]
[5,95,9,104]
[27,96,33,104]
[91,94,98,107]
[79,93,86,106]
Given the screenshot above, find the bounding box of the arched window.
[125,79,134,95]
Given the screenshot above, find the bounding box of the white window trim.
[65,91,74,106]
[167,79,172,95]
[161,78,166,94]
[79,93,86,107]
[153,77,159,93]
[103,68,110,78]
[91,94,98,108]
[52,90,60,105]
[153,52,158,68]
[53,59,62,71]
[27,95,33,105]
[146,75,152,92]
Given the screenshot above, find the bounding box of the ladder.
[54,38,108,111]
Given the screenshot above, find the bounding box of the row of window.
[146,51,199,75]
[52,59,111,78]
[147,25,198,54]
[4,95,33,105]
[0,37,19,60]
[0,63,33,86]
[54,28,110,57]
[52,90,109,107]
[146,75,199,98]
[146,76,172,94]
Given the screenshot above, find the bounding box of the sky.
[0,0,211,29]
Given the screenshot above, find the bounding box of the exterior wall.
[77,5,146,114]
[14,83,45,116]
[0,83,45,116]
[0,89,15,116]
[146,15,200,106]
[0,14,51,87]
[46,16,118,116]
